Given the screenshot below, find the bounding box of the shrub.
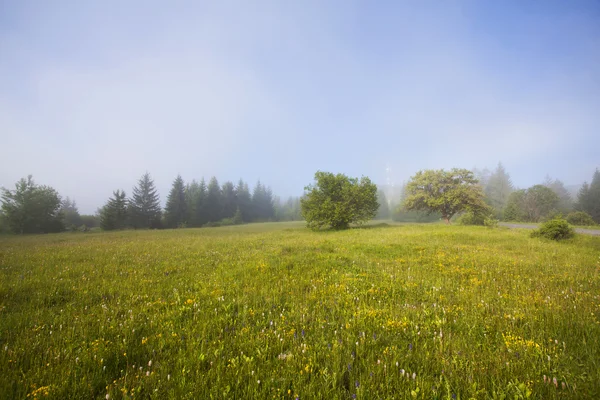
[566,211,596,226]
[456,211,485,226]
[484,216,499,228]
[531,218,575,241]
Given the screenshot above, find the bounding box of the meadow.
[1,222,599,399]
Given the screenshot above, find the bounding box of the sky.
[1,0,599,213]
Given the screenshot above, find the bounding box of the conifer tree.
[164,175,187,228]
[129,172,162,229]
[100,190,128,230]
[205,177,222,222]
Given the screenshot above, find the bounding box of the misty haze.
[1,1,599,399]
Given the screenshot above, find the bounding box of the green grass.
[1,223,600,399]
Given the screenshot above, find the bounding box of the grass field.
[1,223,600,399]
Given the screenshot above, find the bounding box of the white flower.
[148,360,152,367]
[412,372,416,380]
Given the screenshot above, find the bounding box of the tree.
[301,171,378,230]
[129,172,162,229]
[252,181,275,222]
[376,190,390,220]
[221,181,237,219]
[100,190,129,230]
[484,163,513,218]
[575,169,600,223]
[205,177,222,222]
[403,169,489,224]
[503,185,559,222]
[1,176,64,234]
[543,175,572,213]
[61,197,82,228]
[164,175,188,228]
[235,179,252,222]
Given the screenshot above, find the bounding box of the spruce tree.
[221,181,237,219]
[100,190,128,230]
[205,177,222,222]
[164,175,187,228]
[235,179,252,222]
[576,169,600,223]
[129,172,162,229]
[193,178,208,226]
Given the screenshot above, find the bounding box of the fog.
[1,1,599,213]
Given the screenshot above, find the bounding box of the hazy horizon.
[2,1,599,214]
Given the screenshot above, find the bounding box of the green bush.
[456,211,485,226]
[566,211,596,226]
[484,216,499,228]
[531,218,575,241]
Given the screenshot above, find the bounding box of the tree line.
[0,173,302,234]
[384,164,600,226]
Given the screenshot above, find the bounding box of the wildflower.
[355,381,359,388]
[167,374,170,381]
[106,395,110,400]
[543,375,547,383]
[400,369,405,376]
[408,343,413,351]
[553,377,558,388]
[148,360,152,367]
[146,371,150,376]
[412,372,416,380]
[257,380,261,384]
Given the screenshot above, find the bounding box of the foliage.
[503,185,559,222]
[301,171,378,230]
[575,169,600,223]
[80,214,99,228]
[129,172,162,229]
[566,211,596,226]
[456,211,486,226]
[164,175,187,228]
[484,162,514,218]
[100,190,129,230]
[403,168,489,224]
[60,197,82,228]
[1,223,599,398]
[484,216,499,228]
[205,177,223,223]
[531,218,575,241]
[274,196,302,221]
[232,207,244,225]
[0,175,64,234]
[235,179,253,222]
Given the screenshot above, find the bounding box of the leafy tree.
[61,197,82,228]
[484,162,513,218]
[521,185,559,222]
[503,185,559,222]
[403,169,489,224]
[205,177,222,223]
[376,190,390,220]
[543,175,573,213]
[100,190,129,230]
[503,190,526,221]
[575,169,600,223]
[129,172,162,229]
[235,179,252,222]
[164,175,187,228]
[221,181,237,219]
[301,171,378,230]
[1,176,64,234]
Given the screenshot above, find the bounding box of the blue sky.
[1,1,599,213]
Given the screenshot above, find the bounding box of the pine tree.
[235,179,252,222]
[193,179,208,226]
[164,175,187,228]
[184,180,200,225]
[221,181,237,219]
[100,190,128,230]
[205,177,222,222]
[576,169,600,223]
[252,181,275,221]
[129,172,162,229]
[61,197,82,228]
[484,163,513,218]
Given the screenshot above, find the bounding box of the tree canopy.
[300,171,378,230]
[403,168,489,223]
[1,176,64,234]
[129,172,162,229]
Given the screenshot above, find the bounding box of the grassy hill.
[1,223,599,399]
